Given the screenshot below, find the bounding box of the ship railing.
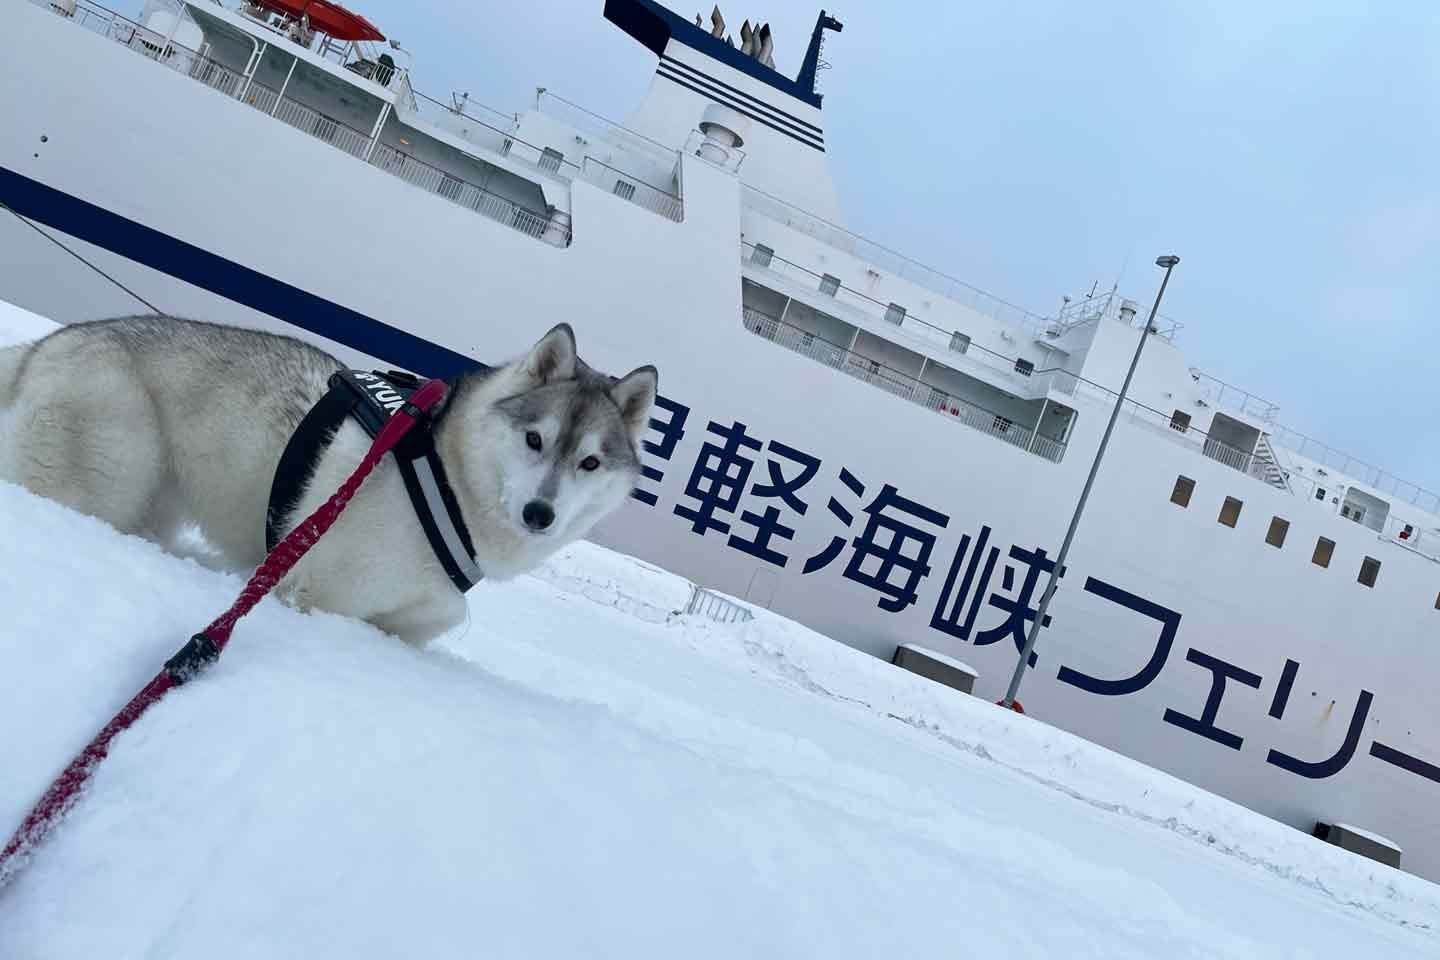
[1266,424,1440,515]
[741,242,1059,393]
[33,0,572,247]
[579,157,683,222]
[401,90,582,182]
[741,185,1053,337]
[1189,370,1440,514]
[536,90,682,170]
[1190,370,1281,424]
[1056,290,1183,341]
[369,143,569,245]
[741,307,1067,463]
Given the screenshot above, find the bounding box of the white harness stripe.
[413,458,484,585]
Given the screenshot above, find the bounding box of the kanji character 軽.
[727,440,820,567]
[1056,578,1181,696]
[1264,662,1373,778]
[972,544,1063,668]
[672,420,760,535]
[1162,648,1261,750]
[632,395,690,507]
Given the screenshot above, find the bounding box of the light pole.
[1000,254,1181,710]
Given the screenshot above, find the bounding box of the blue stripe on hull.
[0,166,480,379]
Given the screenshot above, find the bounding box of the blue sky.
[362,0,1438,492]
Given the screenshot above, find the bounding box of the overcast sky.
[363,0,1439,492]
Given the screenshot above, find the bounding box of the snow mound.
[2,483,1439,958]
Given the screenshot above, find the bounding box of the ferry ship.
[4,0,1439,879]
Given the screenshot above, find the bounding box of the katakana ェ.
[1055,578,1181,696]
[632,395,690,507]
[1161,648,1262,750]
[803,471,949,613]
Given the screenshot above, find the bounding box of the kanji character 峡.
[972,543,1063,668]
[928,525,1001,642]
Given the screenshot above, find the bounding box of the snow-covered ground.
[3,307,1439,958]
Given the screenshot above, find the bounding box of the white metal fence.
[742,307,1068,463]
[684,586,754,624]
[580,157,682,222]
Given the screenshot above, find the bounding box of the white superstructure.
[4,0,1439,879]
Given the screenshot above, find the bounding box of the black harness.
[266,369,483,592]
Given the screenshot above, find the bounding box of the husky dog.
[0,316,657,645]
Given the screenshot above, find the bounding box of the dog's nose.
[522,499,555,532]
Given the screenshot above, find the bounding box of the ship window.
[1358,556,1381,588]
[1312,536,1335,568]
[992,415,1013,434]
[950,332,970,354]
[1314,486,1327,501]
[612,180,637,201]
[1435,591,1440,611]
[1265,516,1290,548]
[885,303,906,326]
[1170,475,1195,508]
[819,274,841,296]
[538,147,564,172]
[500,138,513,157]
[1218,496,1243,528]
[1169,409,1191,433]
[750,244,774,268]
[1014,358,1035,377]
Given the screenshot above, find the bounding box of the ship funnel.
[757,23,774,66]
[740,20,754,55]
[697,102,750,164]
[708,5,725,39]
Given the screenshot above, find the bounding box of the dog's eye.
[579,455,600,472]
[525,431,542,452]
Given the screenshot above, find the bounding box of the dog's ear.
[523,323,577,384]
[610,365,658,441]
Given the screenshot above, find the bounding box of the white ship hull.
[4,0,1438,880]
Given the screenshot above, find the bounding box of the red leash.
[0,379,450,889]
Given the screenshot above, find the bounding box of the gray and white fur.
[0,315,657,646]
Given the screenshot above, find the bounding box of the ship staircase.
[1251,433,1292,492]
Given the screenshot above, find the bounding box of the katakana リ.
[1263,664,1373,778]
[1056,578,1181,696]
[726,440,821,567]
[672,420,760,534]
[632,395,690,507]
